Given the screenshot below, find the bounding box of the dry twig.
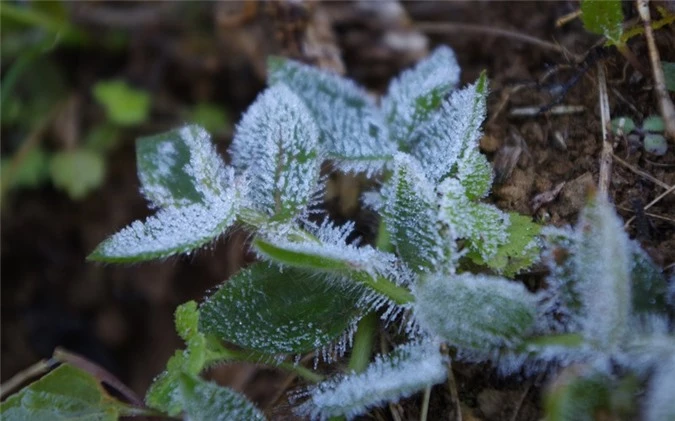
[624,184,675,228]
[597,64,613,197]
[637,0,675,142]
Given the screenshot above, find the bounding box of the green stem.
[355,273,414,305]
[208,347,324,383]
[347,313,377,373]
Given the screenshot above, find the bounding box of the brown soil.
[2,2,674,420]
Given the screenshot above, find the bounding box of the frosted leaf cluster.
[298,340,447,420]
[91,126,241,262]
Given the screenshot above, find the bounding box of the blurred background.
[2,1,674,419]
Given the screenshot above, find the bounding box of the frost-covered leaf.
[468,212,541,277]
[410,72,488,183]
[253,221,414,307]
[49,149,105,200]
[438,178,509,262]
[413,272,537,350]
[644,355,675,421]
[230,84,320,220]
[254,221,407,282]
[0,363,140,421]
[88,189,239,263]
[382,45,460,148]
[581,0,624,45]
[456,147,493,200]
[381,153,448,272]
[136,125,231,208]
[146,301,231,415]
[545,368,612,421]
[199,263,364,355]
[268,57,394,175]
[179,374,265,421]
[574,195,631,349]
[297,340,447,420]
[630,243,670,316]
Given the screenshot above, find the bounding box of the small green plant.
[611,115,668,155]
[2,46,672,420]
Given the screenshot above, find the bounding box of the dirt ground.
[2,2,674,420]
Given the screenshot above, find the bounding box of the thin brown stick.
[612,153,670,190]
[597,63,613,197]
[416,22,581,62]
[54,347,144,407]
[617,205,675,224]
[0,359,57,399]
[624,184,675,228]
[637,0,675,142]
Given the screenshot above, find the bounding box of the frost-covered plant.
[1,45,671,421]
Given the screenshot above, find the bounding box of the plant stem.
[420,385,431,421]
[348,313,377,373]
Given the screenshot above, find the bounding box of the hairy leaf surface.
[382,45,460,148]
[574,195,631,349]
[137,125,232,208]
[230,84,320,220]
[199,263,364,355]
[381,153,448,272]
[438,178,509,262]
[298,340,447,420]
[413,273,537,350]
[179,374,265,421]
[0,364,140,421]
[411,72,488,183]
[88,190,239,262]
[268,57,393,175]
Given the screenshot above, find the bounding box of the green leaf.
[267,56,394,175]
[413,272,538,350]
[642,115,665,133]
[581,0,624,44]
[575,194,631,349]
[411,72,488,183]
[469,212,541,277]
[545,369,612,421]
[146,302,233,415]
[0,363,141,421]
[92,79,150,126]
[610,116,636,135]
[299,340,447,420]
[179,374,266,421]
[630,244,670,316]
[662,61,675,92]
[87,197,239,263]
[136,125,231,208]
[89,126,241,263]
[252,223,414,305]
[381,153,449,272]
[439,178,509,262]
[456,147,493,200]
[49,149,105,200]
[1,147,50,190]
[199,263,364,355]
[382,45,460,147]
[230,84,320,221]
[188,102,230,134]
